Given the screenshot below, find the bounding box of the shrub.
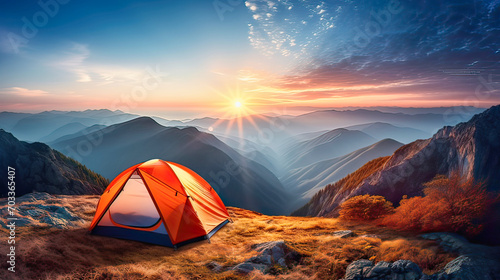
[383,172,489,236]
[339,195,394,221]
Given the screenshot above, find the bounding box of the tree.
[339,195,394,221]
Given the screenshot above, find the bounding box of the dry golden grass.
[0,196,456,280]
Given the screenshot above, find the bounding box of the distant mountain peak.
[119,116,163,127]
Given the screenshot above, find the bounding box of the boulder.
[232,240,302,274]
[434,255,500,280]
[391,260,422,279]
[365,261,391,278]
[343,259,422,280]
[344,259,373,279]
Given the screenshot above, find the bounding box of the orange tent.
[89,159,231,248]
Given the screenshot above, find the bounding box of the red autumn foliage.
[339,195,394,221]
[383,172,489,236]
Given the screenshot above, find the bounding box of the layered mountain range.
[293,105,500,217]
[49,117,290,215]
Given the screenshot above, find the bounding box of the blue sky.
[1,0,499,117]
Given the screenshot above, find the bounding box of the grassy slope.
[0,195,455,280]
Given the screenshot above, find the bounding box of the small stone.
[333,230,357,238]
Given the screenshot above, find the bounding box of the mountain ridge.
[0,129,109,197]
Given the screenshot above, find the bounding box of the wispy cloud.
[1,87,49,97]
[55,43,92,82]
[53,43,144,84]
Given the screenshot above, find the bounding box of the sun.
[234,101,242,108]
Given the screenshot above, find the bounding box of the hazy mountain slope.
[283,129,378,170]
[50,117,290,215]
[9,112,97,141]
[39,122,88,143]
[48,124,107,144]
[290,109,465,134]
[283,139,403,210]
[184,109,472,142]
[0,129,108,197]
[291,156,391,217]
[0,112,31,131]
[345,122,430,143]
[6,110,139,142]
[294,105,500,218]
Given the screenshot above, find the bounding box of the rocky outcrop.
[231,240,303,274]
[350,105,500,206]
[343,233,500,280]
[0,129,108,197]
[0,192,83,229]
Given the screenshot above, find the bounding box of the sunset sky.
[1,0,499,118]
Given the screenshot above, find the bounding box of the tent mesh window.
[109,171,161,228]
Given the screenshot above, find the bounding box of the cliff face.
[0,129,108,197]
[295,105,500,217]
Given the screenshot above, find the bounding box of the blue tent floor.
[91,219,230,248]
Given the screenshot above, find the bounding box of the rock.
[0,196,82,229]
[421,232,500,279]
[16,192,54,203]
[26,209,44,218]
[391,260,422,279]
[333,230,357,238]
[420,233,470,254]
[277,258,287,268]
[365,261,391,278]
[233,240,302,274]
[249,254,272,265]
[435,255,499,280]
[343,259,422,280]
[344,259,373,280]
[232,262,267,274]
[206,261,223,273]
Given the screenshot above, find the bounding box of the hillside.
[344,122,430,144]
[0,129,108,196]
[0,193,467,280]
[292,156,391,217]
[50,117,290,215]
[283,128,378,170]
[282,139,403,211]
